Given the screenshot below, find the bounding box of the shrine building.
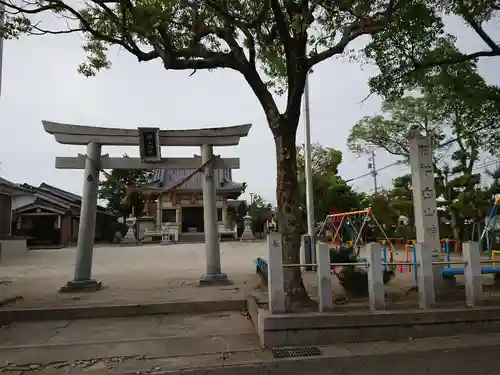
[145,166,246,241]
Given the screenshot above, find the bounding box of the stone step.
[4,333,500,374]
[178,233,205,243]
[0,331,261,366]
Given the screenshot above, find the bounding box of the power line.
[344,123,500,184]
[446,158,500,179]
[345,161,404,183]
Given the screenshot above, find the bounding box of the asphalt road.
[173,345,500,375]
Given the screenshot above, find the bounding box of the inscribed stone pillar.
[199,144,228,284]
[408,130,442,285]
[60,142,102,292]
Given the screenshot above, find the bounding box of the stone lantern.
[240,214,256,241]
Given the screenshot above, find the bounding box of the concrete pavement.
[166,345,500,375]
[2,242,482,312]
[3,311,500,374]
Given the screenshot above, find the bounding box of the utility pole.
[368,151,378,194]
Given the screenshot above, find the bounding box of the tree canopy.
[296,143,364,225]
[348,67,500,245]
[98,166,153,218]
[366,1,500,97]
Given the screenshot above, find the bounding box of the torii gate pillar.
[60,142,102,292]
[43,120,251,292]
[200,144,226,284]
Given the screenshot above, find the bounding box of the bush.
[330,246,395,297]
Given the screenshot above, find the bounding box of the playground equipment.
[317,209,397,271]
[317,209,394,249]
[493,250,500,268]
[403,239,457,282]
[440,238,500,277]
[479,197,500,254]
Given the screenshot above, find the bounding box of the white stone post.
[175,205,181,238]
[268,232,285,314]
[463,241,483,307]
[199,144,228,284]
[156,196,162,231]
[60,142,102,292]
[222,205,228,229]
[367,242,385,310]
[317,242,333,312]
[408,131,443,287]
[415,242,435,310]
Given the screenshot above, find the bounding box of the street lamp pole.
[304,73,315,244]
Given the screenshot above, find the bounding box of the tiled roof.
[20,183,111,214]
[151,168,244,192]
[0,176,18,187]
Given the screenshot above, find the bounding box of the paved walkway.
[0,312,260,372]
[3,312,500,375]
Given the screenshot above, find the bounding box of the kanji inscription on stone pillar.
[408,130,441,258]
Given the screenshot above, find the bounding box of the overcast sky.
[0,13,498,205]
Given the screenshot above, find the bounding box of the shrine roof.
[149,168,245,197]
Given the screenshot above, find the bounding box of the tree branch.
[411,4,499,73]
[414,50,498,71]
[463,15,499,53]
[1,0,160,62]
[307,0,395,68]
[205,1,257,67]
[269,0,292,56]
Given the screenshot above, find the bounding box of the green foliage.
[249,193,272,220]
[365,1,500,97]
[98,163,153,218]
[348,77,500,243]
[330,246,395,297]
[348,96,446,161]
[249,193,273,233]
[296,143,365,225]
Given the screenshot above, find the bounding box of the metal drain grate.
[272,346,322,358]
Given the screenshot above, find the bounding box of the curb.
[0,299,247,324]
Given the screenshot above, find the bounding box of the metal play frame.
[317,209,394,251]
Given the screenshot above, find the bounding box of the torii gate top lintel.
[42,120,252,146]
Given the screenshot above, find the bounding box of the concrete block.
[317,243,333,312]
[463,241,484,307]
[367,242,384,311]
[255,306,500,347]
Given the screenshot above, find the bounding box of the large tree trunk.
[273,118,316,311]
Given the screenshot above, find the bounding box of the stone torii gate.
[42,120,251,292]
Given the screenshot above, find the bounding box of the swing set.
[317,209,395,250]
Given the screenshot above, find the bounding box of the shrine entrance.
[182,207,204,233]
[43,120,251,292]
